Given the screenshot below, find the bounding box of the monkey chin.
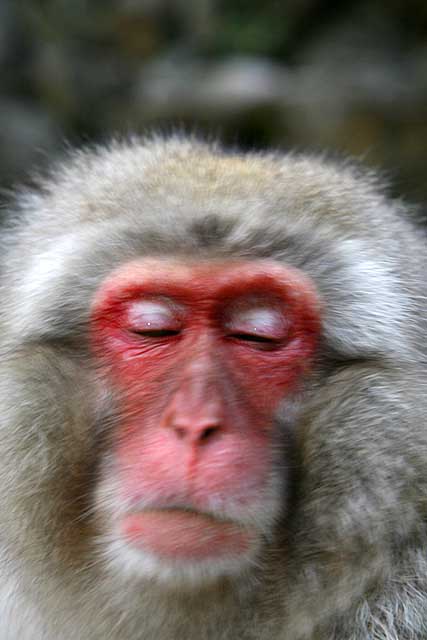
[105,509,260,588]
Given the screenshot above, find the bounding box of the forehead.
[91,257,320,311]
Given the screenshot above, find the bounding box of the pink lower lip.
[121,510,253,561]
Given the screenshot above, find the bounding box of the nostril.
[172,423,220,443]
[199,426,219,442]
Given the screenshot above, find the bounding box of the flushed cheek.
[107,350,178,393]
[232,349,316,412]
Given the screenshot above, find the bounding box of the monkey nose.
[162,376,225,444]
[171,419,222,444]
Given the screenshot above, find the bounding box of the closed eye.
[130,329,181,338]
[228,332,279,344]
[223,300,288,348]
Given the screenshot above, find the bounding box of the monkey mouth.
[120,508,255,562]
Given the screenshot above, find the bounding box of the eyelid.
[224,305,288,340]
[126,299,184,333]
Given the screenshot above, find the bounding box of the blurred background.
[1,0,427,202]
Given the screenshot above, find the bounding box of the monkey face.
[90,258,320,583]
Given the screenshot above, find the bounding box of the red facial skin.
[91,259,320,562]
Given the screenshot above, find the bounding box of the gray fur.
[0,135,426,639]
